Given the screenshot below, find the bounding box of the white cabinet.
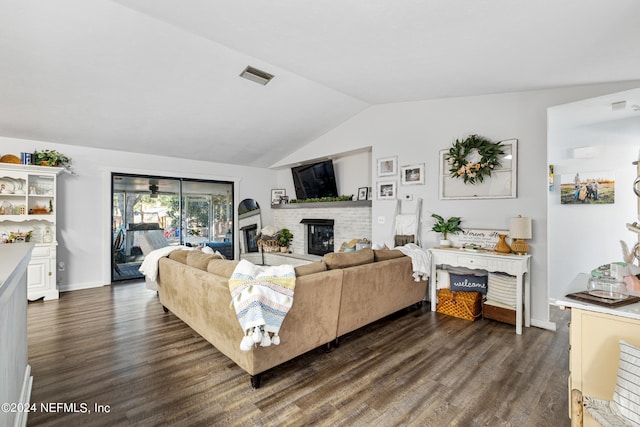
[0,164,62,300]
[557,274,640,425]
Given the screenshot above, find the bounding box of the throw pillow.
[323,248,374,270]
[207,259,239,278]
[186,251,222,271]
[168,250,190,264]
[611,340,640,424]
[295,261,327,277]
[486,273,517,308]
[373,249,405,262]
[449,273,488,295]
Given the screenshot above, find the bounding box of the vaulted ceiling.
[1,1,639,167]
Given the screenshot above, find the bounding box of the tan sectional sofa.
[156,248,427,388]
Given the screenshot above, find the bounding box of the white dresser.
[429,247,532,334]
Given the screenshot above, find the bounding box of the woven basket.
[0,154,21,164]
[436,289,482,322]
[258,239,279,252]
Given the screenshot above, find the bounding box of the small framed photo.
[401,163,425,185]
[357,187,369,201]
[376,181,397,200]
[377,156,398,177]
[271,189,286,204]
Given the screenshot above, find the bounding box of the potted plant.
[33,149,72,169]
[278,228,294,252]
[431,214,463,247]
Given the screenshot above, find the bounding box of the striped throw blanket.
[229,260,296,352]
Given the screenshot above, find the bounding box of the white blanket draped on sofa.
[229,260,296,352]
[394,243,431,281]
[139,245,194,282]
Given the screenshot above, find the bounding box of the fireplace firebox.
[240,224,259,253]
[300,219,334,256]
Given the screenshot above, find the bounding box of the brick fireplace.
[272,201,371,256]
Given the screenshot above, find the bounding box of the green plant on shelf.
[289,195,354,204]
[431,214,463,240]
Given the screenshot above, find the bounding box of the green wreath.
[446,134,504,184]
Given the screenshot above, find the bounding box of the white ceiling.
[1,0,639,168]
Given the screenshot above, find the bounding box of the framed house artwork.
[560,171,615,204]
[376,181,397,200]
[401,163,425,185]
[377,156,398,177]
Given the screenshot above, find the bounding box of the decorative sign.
[449,228,508,250]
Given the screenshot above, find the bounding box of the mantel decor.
[446,134,503,184]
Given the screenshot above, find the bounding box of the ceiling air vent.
[239,66,274,86]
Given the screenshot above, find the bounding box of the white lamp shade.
[509,216,532,239]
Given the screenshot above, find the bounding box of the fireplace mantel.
[271,200,371,209]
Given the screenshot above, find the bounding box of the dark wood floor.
[26,281,571,426]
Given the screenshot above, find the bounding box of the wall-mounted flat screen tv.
[291,160,338,200]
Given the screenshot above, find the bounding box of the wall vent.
[239,66,274,85]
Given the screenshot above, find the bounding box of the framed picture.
[376,181,397,200]
[357,186,369,201]
[401,163,425,185]
[367,186,372,200]
[271,189,286,205]
[560,171,615,204]
[439,139,518,200]
[377,156,398,177]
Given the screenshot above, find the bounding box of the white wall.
[274,80,640,330]
[0,136,278,292]
[548,91,640,299]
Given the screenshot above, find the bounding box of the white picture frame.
[377,156,398,177]
[439,139,518,200]
[271,189,286,204]
[376,180,397,200]
[401,163,425,185]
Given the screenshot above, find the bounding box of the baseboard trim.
[14,364,32,427]
[531,318,557,331]
[59,281,106,293]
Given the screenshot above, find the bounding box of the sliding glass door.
[111,173,233,282]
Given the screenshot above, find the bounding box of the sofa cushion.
[207,259,240,278]
[373,249,405,262]
[168,249,191,264]
[186,251,222,270]
[323,248,374,270]
[295,261,327,277]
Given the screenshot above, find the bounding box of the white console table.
[429,247,532,334]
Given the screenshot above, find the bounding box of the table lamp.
[509,215,532,255]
